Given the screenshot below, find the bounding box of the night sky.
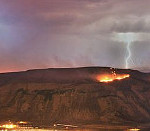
[0,0,150,73]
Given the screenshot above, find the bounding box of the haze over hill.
[0,67,150,126]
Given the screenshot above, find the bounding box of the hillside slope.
[0,67,150,126]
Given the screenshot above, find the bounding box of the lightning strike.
[116,33,136,69]
[125,41,132,69]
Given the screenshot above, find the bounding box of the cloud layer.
[0,0,150,72]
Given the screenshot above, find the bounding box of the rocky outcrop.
[0,67,150,125]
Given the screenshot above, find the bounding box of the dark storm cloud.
[0,0,150,72]
[110,17,150,33]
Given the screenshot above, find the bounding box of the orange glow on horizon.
[96,73,130,83]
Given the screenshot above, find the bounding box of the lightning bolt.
[125,41,132,69]
[116,33,136,69]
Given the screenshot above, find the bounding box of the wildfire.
[96,70,130,83]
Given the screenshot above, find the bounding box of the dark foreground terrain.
[0,67,150,127]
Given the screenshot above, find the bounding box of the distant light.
[1,124,17,129]
[128,128,140,131]
[18,121,28,124]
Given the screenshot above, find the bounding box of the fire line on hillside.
[96,70,130,83]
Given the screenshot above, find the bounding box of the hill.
[0,67,150,126]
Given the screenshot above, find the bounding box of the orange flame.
[96,73,130,83]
